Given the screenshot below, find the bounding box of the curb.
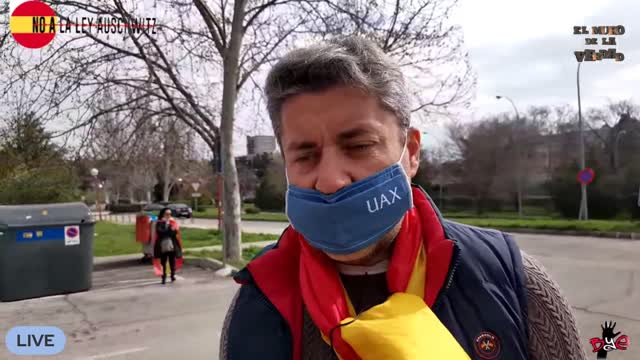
[497,227,639,240]
[93,254,143,271]
[183,256,239,277]
[92,255,240,276]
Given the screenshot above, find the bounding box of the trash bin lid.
[0,202,93,228]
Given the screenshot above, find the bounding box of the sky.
[237,0,639,153]
[7,0,638,156]
[420,0,639,148]
[451,0,638,116]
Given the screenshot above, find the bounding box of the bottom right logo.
[589,321,630,359]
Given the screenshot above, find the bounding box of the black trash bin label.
[64,226,80,246]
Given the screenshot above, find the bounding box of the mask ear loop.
[328,313,363,355]
[398,130,409,164]
[399,130,414,203]
[284,167,296,227]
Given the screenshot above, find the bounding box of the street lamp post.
[576,62,588,220]
[496,95,523,218]
[90,168,102,221]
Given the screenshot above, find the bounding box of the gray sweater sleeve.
[219,289,240,360]
[522,251,587,360]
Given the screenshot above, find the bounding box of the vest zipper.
[433,243,461,309]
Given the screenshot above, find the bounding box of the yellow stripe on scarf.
[340,293,470,359]
[405,244,426,298]
[326,243,470,360]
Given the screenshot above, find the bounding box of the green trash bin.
[0,203,94,302]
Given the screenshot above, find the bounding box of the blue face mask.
[285,140,413,254]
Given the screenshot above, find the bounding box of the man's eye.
[350,143,373,151]
[295,154,313,163]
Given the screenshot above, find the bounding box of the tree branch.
[192,0,227,55]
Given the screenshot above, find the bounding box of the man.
[220,36,586,360]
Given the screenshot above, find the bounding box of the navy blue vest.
[224,218,529,360]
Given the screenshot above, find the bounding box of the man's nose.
[314,155,352,195]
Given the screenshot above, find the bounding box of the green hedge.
[628,194,640,219]
[546,165,629,220]
[255,180,285,211]
[245,204,261,214]
[0,166,79,205]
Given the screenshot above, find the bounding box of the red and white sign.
[64,225,80,246]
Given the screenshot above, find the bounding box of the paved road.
[515,233,640,359]
[0,263,238,360]
[113,216,640,358]
[3,217,639,359]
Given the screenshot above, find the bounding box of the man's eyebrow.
[337,127,377,142]
[286,140,317,152]
[285,126,379,151]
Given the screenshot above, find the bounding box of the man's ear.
[406,128,421,178]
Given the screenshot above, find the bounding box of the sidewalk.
[490,227,640,240]
[93,241,276,269]
[184,240,275,253]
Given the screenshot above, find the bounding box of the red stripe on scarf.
[300,235,361,360]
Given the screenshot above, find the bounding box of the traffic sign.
[192,182,200,192]
[577,168,595,185]
[192,192,202,198]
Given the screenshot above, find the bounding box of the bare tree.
[447,113,547,213]
[447,120,500,213]
[1,0,474,261]
[158,118,195,202]
[126,121,160,204]
[584,99,639,171]
[237,158,260,201]
[300,0,475,118]
[0,1,9,49]
[81,85,202,203]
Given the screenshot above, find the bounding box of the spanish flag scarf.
[298,190,470,360]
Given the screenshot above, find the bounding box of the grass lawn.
[93,222,279,257]
[193,207,640,233]
[185,247,264,269]
[193,207,288,222]
[454,218,640,233]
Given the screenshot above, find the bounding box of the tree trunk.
[163,183,171,202]
[220,0,248,263]
[162,156,172,202]
[128,187,135,203]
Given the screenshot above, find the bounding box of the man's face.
[280,86,422,264]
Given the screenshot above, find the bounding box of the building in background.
[247,135,276,159]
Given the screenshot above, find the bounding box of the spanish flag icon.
[10,1,57,49]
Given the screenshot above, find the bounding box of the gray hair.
[265,36,411,148]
